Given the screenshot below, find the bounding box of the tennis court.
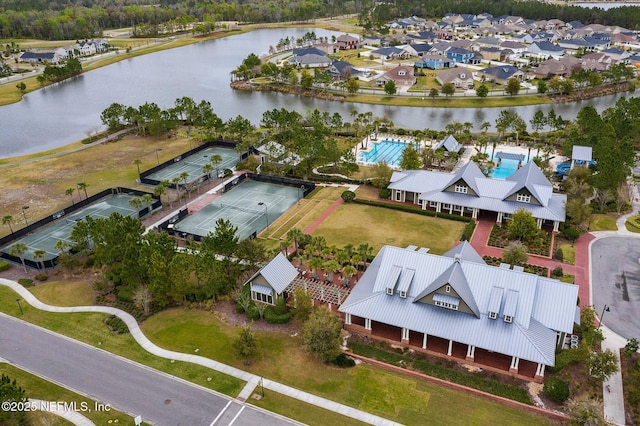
[2,194,139,263]
[173,179,302,240]
[145,147,239,184]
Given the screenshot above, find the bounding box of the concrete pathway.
[30,399,95,426]
[600,326,628,426]
[0,278,401,426]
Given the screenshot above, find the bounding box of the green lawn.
[0,363,143,425]
[310,203,465,254]
[590,213,618,231]
[142,308,550,426]
[559,243,576,265]
[29,281,95,306]
[0,286,244,397]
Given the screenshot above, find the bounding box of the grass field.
[0,363,143,425]
[29,281,95,306]
[559,243,576,265]
[0,286,244,397]
[310,203,465,254]
[588,213,618,231]
[142,308,550,426]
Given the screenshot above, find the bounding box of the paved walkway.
[0,278,400,426]
[30,399,95,426]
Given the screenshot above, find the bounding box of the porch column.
[448,205,453,214]
[401,327,410,342]
[466,345,476,362]
[472,208,478,219]
[436,202,442,213]
[536,218,543,229]
[414,193,419,204]
[497,212,504,224]
[553,221,560,232]
[460,207,464,217]
[422,333,428,349]
[345,313,352,325]
[447,339,453,356]
[535,363,546,378]
[364,318,372,331]
[421,200,427,210]
[509,356,520,374]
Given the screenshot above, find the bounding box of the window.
[429,201,438,208]
[455,184,468,194]
[489,311,497,320]
[504,315,513,323]
[395,191,402,201]
[434,300,459,310]
[445,285,451,293]
[443,203,451,209]
[251,291,273,305]
[516,193,531,203]
[398,70,406,76]
[399,291,407,299]
[460,73,466,79]
[386,288,394,295]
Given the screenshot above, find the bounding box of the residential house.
[335,34,361,50]
[581,52,614,71]
[403,43,434,57]
[479,47,501,61]
[601,48,630,62]
[415,53,452,69]
[529,57,582,79]
[328,60,361,80]
[436,68,474,89]
[339,242,578,382]
[245,253,298,305]
[527,41,565,59]
[19,51,63,64]
[375,65,416,87]
[370,47,408,61]
[289,53,331,68]
[476,65,525,85]
[499,41,527,55]
[445,47,480,64]
[387,161,565,231]
[363,35,382,47]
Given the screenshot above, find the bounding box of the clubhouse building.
[339,242,579,382]
[388,161,566,232]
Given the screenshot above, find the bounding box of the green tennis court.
[2,194,139,263]
[173,179,302,240]
[145,147,240,184]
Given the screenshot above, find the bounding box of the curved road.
[0,313,296,426]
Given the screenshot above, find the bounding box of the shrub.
[223,168,233,177]
[105,315,129,334]
[17,278,34,287]
[378,188,390,199]
[247,305,260,321]
[353,198,472,224]
[332,353,356,368]
[34,273,48,281]
[461,221,476,241]
[341,190,356,203]
[0,260,10,271]
[273,296,288,315]
[264,306,293,324]
[552,266,564,277]
[543,377,570,402]
[554,248,564,261]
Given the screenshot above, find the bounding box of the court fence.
[222,172,315,197]
[0,187,160,269]
[139,141,248,188]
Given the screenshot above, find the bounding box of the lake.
[0,27,629,158]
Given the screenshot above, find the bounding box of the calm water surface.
[0,28,629,158]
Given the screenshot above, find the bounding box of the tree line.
[0,0,357,40]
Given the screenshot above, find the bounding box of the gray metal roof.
[340,245,579,366]
[572,145,593,162]
[397,268,415,294]
[389,161,566,222]
[246,253,298,294]
[443,241,486,265]
[435,135,462,153]
[503,289,519,318]
[488,287,503,313]
[251,284,273,296]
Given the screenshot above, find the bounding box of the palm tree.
[202,163,213,180]
[53,240,68,256]
[65,188,75,205]
[33,249,46,272]
[210,154,222,178]
[286,228,304,259]
[141,194,154,214]
[324,260,340,282]
[129,197,143,218]
[357,243,373,268]
[171,177,182,204]
[335,249,350,268]
[134,159,142,176]
[78,182,89,199]
[341,265,357,286]
[308,256,324,280]
[154,183,168,208]
[179,171,189,199]
[2,215,14,233]
[9,242,28,272]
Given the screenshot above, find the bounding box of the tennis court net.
[219,203,265,216]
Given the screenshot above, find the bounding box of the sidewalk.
[0,278,401,426]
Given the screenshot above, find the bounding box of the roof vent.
[454,254,462,263]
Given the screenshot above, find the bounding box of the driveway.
[591,236,640,339]
[0,313,296,426]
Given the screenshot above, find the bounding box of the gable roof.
[435,135,463,153]
[292,47,327,57]
[246,253,298,294]
[572,145,593,162]
[477,65,521,80]
[445,161,484,194]
[339,244,579,366]
[504,161,553,206]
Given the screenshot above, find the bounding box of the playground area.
[144,147,239,185]
[171,179,303,240]
[1,193,141,266]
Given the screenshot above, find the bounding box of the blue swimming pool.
[487,151,531,180]
[358,139,411,167]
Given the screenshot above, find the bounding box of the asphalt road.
[0,313,296,426]
[591,236,640,339]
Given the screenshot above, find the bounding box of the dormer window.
[516,193,531,203]
[454,184,468,194]
[399,291,407,298]
[460,73,466,78]
[386,287,394,295]
[398,70,406,76]
[504,315,513,323]
[445,285,451,293]
[489,311,498,320]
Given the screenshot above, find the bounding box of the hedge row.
[0,261,9,272]
[349,341,532,405]
[352,198,473,224]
